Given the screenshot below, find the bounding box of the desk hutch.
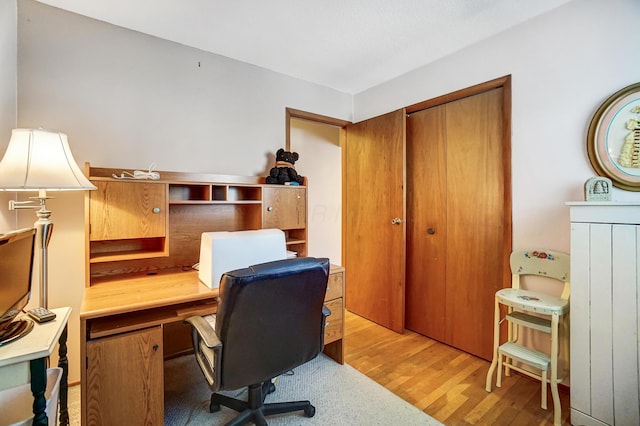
[80,164,344,425]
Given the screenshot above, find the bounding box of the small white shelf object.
[0,307,71,426]
[0,367,62,426]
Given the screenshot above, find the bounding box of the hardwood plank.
[344,310,570,425]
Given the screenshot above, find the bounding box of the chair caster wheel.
[210,403,221,412]
[268,382,276,394]
[304,404,315,418]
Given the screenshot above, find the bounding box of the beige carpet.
[65,354,441,425]
[66,385,80,426]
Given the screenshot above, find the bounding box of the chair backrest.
[215,257,330,390]
[510,249,570,299]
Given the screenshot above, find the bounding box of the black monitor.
[0,227,36,346]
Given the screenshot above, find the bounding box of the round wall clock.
[587,82,640,191]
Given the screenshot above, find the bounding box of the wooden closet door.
[344,109,406,333]
[406,88,507,361]
[406,104,447,342]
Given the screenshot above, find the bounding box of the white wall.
[354,0,640,254]
[13,0,352,384]
[17,0,352,175]
[0,0,16,140]
[0,0,17,231]
[290,118,342,264]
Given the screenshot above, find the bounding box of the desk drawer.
[325,272,343,301]
[324,298,343,344]
[87,300,216,339]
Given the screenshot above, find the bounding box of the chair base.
[211,380,315,426]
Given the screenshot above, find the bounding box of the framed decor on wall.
[587,82,640,191]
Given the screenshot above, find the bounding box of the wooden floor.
[343,311,570,425]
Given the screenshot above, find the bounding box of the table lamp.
[0,128,96,308]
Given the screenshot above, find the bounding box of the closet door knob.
[427,228,436,234]
[391,218,402,225]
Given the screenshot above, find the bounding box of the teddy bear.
[266,148,305,185]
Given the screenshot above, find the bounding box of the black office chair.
[185,257,330,426]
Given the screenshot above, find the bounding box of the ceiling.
[35,0,573,94]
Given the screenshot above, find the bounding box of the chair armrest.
[322,305,331,318]
[320,305,332,348]
[185,315,222,349]
[185,315,223,391]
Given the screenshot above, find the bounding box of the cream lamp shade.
[0,128,95,309]
[0,128,95,191]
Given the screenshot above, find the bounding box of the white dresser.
[568,202,640,426]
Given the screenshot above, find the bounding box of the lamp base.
[35,207,53,309]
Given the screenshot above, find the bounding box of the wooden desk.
[80,269,216,425]
[0,307,72,426]
[80,266,344,425]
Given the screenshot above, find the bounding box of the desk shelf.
[168,183,262,203]
[89,237,168,263]
[86,164,308,281]
[169,200,262,205]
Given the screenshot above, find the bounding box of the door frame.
[285,108,351,149]
[285,107,352,263]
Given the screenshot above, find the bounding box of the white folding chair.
[485,249,570,426]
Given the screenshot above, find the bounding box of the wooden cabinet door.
[262,186,306,229]
[90,181,167,241]
[86,326,164,425]
[344,109,406,333]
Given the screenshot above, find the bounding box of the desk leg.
[323,340,344,364]
[30,357,48,426]
[58,324,69,426]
